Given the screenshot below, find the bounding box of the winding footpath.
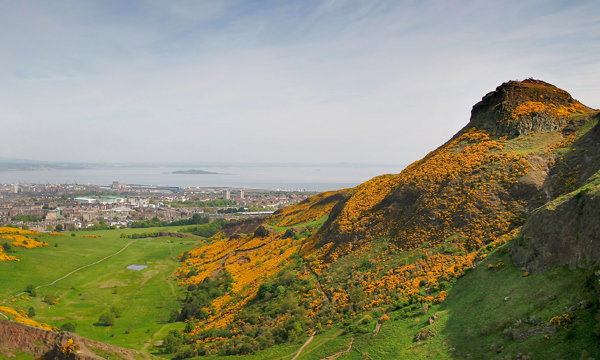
[1,239,144,304]
[320,338,355,360]
[290,331,317,360]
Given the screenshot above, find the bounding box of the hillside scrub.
[161,80,600,358]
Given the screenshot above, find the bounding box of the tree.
[28,307,35,317]
[46,224,54,232]
[257,282,272,299]
[25,284,37,297]
[69,225,77,232]
[43,294,57,304]
[98,311,115,326]
[55,224,63,232]
[61,322,77,332]
[185,320,196,333]
[109,306,121,318]
[168,310,180,323]
[162,330,182,353]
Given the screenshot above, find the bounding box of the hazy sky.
[1,0,599,164]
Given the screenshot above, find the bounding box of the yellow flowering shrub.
[0,246,19,262]
[0,306,21,317]
[14,317,54,332]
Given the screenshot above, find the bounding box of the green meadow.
[0,227,196,354]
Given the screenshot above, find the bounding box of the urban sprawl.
[0,181,313,231]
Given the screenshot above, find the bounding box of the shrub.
[61,322,77,332]
[98,311,115,326]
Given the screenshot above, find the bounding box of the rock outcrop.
[468,79,589,138]
[512,181,600,273]
[0,319,155,360]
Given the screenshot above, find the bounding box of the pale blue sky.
[1,0,599,164]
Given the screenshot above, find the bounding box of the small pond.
[126,264,148,271]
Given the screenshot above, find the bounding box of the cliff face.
[0,319,152,360]
[512,182,600,273]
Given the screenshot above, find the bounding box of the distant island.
[172,169,219,175]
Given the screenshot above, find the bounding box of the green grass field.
[0,226,196,355]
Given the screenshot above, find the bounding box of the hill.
[166,79,600,359]
[3,79,600,359]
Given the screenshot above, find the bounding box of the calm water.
[0,165,404,191]
[126,264,148,271]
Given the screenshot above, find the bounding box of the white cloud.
[0,0,599,163]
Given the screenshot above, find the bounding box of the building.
[223,190,230,200]
[74,197,97,204]
[99,196,124,204]
[239,190,244,199]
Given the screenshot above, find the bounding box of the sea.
[0,164,405,192]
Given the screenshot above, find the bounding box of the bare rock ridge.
[468,78,589,137]
[0,319,154,360]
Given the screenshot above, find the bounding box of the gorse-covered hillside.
[170,79,600,359]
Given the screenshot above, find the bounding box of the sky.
[1,0,599,164]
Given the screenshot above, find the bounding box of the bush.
[109,306,121,318]
[162,330,183,354]
[98,311,115,326]
[61,322,77,332]
[43,294,57,304]
[25,284,37,297]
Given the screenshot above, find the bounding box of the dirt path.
[142,324,169,353]
[320,337,354,360]
[373,309,392,335]
[290,331,317,360]
[1,239,144,304]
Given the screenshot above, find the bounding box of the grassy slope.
[0,226,195,354]
[199,238,598,360]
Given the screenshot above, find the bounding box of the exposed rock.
[512,180,600,273]
[0,319,151,360]
[221,217,266,237]
[283,228,297,238]
[253,225,272,238]
[504,325,556,342]
[468,79,588,138]
[414,328,435,341]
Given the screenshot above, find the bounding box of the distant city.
[0,181,315,231]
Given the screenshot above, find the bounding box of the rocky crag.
[0,319,156,360]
